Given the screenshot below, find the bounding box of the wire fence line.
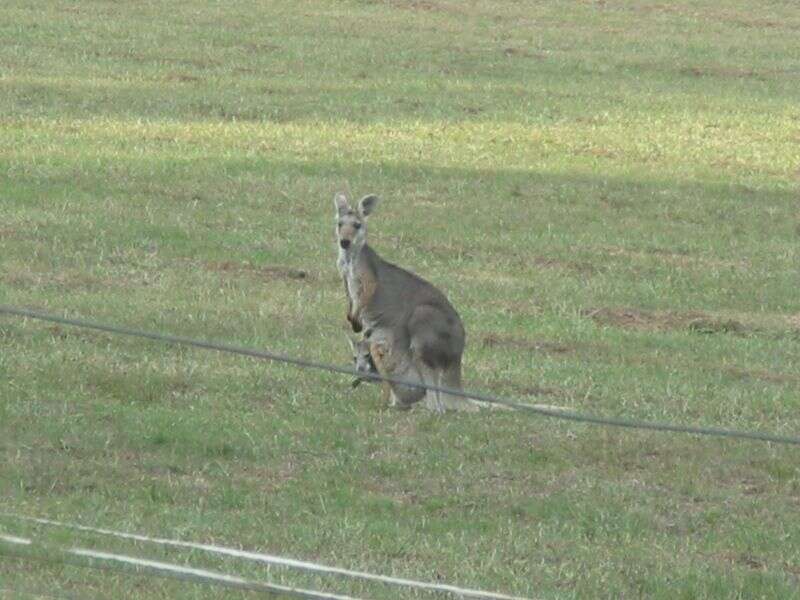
[0,513,529,600]
[2,304,799,446]
[0,533,363,600]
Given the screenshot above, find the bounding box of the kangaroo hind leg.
[371,338,425,409]
[440,363,478,412]
[417,363,444,414]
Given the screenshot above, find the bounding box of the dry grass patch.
[724,367,800,387]
[600,244,749,270]
[681,66,761,79]
[382,0,464,14]
[481,332,578,355]
[533,256,598,275]
[203,260,309,281]
[581,307,748,335]
[1,270,111,293]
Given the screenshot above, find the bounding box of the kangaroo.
[348,333,529,413]
[348,330,426,409]
[334,192,476,412]
[347,333,381,389]
[347,334,385,408]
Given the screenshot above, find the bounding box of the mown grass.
[1,0,799,598]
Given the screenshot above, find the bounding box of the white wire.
[1,515,532,600]
[0,533,363,600]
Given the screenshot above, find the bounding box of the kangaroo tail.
[443,364,519,412]
[439,363,481,412]
[442,363,462,390]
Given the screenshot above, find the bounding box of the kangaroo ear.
[358,194,379,218]
[334,193,350,216]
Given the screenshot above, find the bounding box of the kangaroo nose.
[340,240,351,250]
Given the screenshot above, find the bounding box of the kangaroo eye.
[338,221,343,227]
[353,223,361,230]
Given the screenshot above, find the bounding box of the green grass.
[1,0,799,597]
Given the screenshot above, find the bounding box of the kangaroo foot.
[424,390,445,414]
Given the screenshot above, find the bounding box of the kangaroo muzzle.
[339,239,351,250]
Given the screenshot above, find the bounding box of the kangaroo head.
[348,333,379,389]
[333,193,379,254]
[348,335,377,376]
[370,339,389,365]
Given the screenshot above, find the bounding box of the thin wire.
[0,533,363,600]
[0,514,530,600]
[2,304,799,446]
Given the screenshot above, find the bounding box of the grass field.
[1,0,799,597]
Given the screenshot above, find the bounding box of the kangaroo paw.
[347,315,363,333]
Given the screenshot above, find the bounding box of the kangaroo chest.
[338,253,377,325]
[341,260,361,307]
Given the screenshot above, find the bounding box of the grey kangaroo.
[334,192,475,412]
[348,334,379,390]
[347,331,425,409]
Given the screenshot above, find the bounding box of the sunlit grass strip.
[1,114,797,178]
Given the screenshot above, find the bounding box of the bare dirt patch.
[416,241,475,261]
[481,332,576,355]
[716,551,767,572]
[485,299,544,318]
[45,324,111,345]
[571,144,618,160]
[502,47,548,60]
[204,260,308,281]
[163,72,201,83]
[382,0,465,14]
[718,15,800,32]
[2,270,108,292]
[493,379,599,405]
[533,256,598,275]
[681,65,764,80]
[601,244,748,270]
[499,380,562,398]
[724,367,800,386]
[630,5,800,32]
[0,227,25,240]
[238,461,298,494]
[686,317,747,335]
[581,307,746,335]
